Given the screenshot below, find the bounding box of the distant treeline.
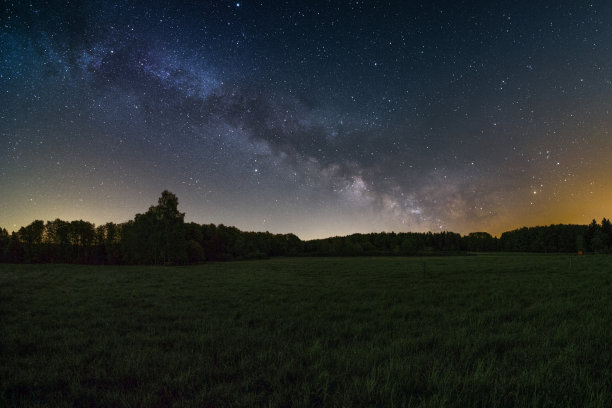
[1,191,611,264]
[305,221,610,256]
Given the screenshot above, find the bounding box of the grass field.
[1,255,611,407]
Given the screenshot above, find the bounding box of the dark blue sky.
[2,1,612,238]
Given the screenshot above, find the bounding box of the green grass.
[1,255,611,407]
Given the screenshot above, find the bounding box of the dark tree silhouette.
[122,190,187,264]
[18,220,45,262]
[601,218,612,251]
[464,232,497,252]
[8,232,24,263]
[0,228,9,262]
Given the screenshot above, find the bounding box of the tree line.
[0,191,302,264]
[1,191,611,264]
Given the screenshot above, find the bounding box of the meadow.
[1,255,611,407]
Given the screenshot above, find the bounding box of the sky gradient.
[2,1,612,239]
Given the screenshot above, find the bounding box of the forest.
[1,191,611,264]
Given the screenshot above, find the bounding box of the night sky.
[2,1,612,239]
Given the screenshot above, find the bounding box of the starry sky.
[2,1,612,239]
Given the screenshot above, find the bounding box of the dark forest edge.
[1,191,611,265]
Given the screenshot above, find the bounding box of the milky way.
[2,1,612,239]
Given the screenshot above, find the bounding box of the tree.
[586,219,600,252]
[102,222,123,263]
[122,191,187,264]
[601,218,612,252]
[68,220,96,263]
[464,232,496,252]
[155,190,187,264]
[18,220,45,262]
[8,232,24,263]
[44,219,71,262]
[0,228,9,262]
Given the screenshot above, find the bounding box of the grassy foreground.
[1,255,611,407]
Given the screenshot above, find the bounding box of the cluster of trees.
[0,191,302,265]
[305,220,611,256]
[303,231,466,256]
[499,219,612,253]
[0,219,116,264]
[1,191,611,265]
